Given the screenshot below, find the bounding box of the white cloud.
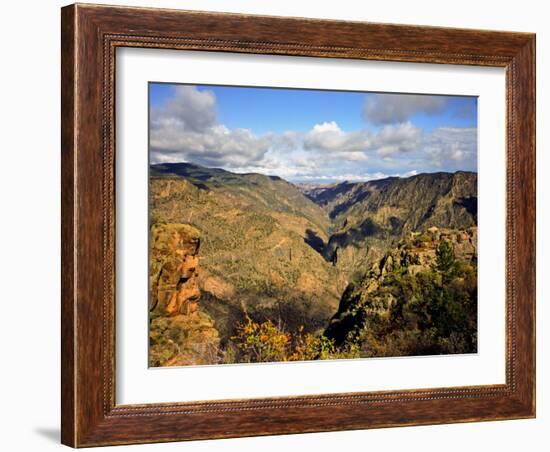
[424,127,477,168]
[151,85,217,133]
[150,126,274,167]
[374,122,423,156]
[304,120,422,159]
[311,122,340,133]
[150,86,476,182]
[304,121,371,158]
[363,94,447,125]
[150,86,275,167]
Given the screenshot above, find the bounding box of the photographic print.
[148,83,478,367]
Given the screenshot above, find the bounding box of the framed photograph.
[61,3,536,447]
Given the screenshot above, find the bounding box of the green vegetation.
[149,163,478,365]
[149,163,346,348]
[325,237,477,357]
[227,315,360,363]
[303,171,478,277]
[149,313,221,367]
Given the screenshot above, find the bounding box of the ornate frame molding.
[62,4,535,447]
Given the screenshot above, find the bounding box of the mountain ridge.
[151,162,476,194]
[150,162,477,359]
[149,162,344,345]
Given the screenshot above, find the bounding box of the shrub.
[232,316,291,363]
[230,316,362,363]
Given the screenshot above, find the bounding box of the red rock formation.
[150,223,201,316]
[149,223,220,367]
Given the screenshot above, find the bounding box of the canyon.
[149,162,478,365]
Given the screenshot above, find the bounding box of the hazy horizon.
[150,160,477,185]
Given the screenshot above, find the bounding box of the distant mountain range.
[298,170,477,278]
[149,162,477,361]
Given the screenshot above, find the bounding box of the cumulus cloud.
[424,127,477,168]
[150,124,274,167]
[363,94,447,125]
[227,153,320,180]
[304,121,371,160]
[151,85,217,133]
[304,121,422,159]
[150,86,476,184]
[374,122,423,156]
[150,86,275,167]
[297,121,475,182]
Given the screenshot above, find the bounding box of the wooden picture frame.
[61,3,535,447]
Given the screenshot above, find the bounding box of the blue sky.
[149,83,477,184]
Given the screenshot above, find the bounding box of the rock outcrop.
[302,172,477,278]
[149,223,201,316]
[149,162,345,345]
[149,223,220,367]
[149,163,479,364]
[324,227,478,356]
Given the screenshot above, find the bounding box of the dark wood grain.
[61,3,536,447]
[60,5,76,447]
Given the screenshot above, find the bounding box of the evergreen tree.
[436,240,455,275]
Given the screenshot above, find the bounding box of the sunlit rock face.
[149,223,220,367]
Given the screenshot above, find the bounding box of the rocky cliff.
[324,226,478,357]
[149,163,346,344]
[302,172,477,280]
[149,164,479,364]
[149,223,220,367]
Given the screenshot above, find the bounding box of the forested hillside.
[149,163,478,365]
